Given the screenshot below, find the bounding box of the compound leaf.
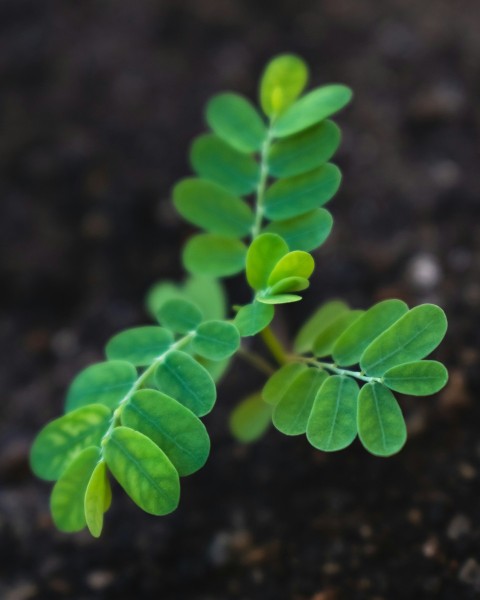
[294,300,349,353]
[246,233,289,291]
[155,350,216,416]
[206,92,266,153]
[50,446,100,533]
[30,404,111,481]
[313,310,364,357]
[183,234,247,277]
[273,368,327,435]
[173,178,254,238]
[229,393,272,443]
[357,382,407,457]
[106,326,174,367]
[65,361,137,412]
[123,390,210,476]
[307,376,358,451]
[84,460,111,538]
[268,120,341,178]
[262,362,308,406]
[233,301,274,337]
[360,304,448,377]
[156,298,203,334]
[383,360,448,396]
[332,299,409,367]
[272,84,352,138]
[260,54,309,117]
[190,134,259,195]
[264,208,333,252]
[104,426,180,515]
[264,164,341,221]
[192,320,240,361]
[267,250,314,286]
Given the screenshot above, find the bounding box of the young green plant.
[31,54,448,537]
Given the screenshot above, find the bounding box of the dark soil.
[2,1,480,598]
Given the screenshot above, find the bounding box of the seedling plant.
[31,55,448,537]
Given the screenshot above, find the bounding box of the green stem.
[260,326,288,366]
[237,347,276,376]
[295,356,383,384]
[100,332,195,453]
[251,128,274,239]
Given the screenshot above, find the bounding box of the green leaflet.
[182,276,226,321]
[65,361,137,412]
[233,301,274,337]
[357,382,407,457]
[229,393,272,443]
[294,300,349,353]
[146,276,226,322]
[360,304,448,377]
[156,298,203,334]
[30,404,111,481]
[192,320,240,361]
[190,134,259,195]
[123,390,210,476]
[259,54,309,117]
[50,446,100,533]
[313,310,364,357]
[332,299,409,367]
[183,234,247,277]
[306,376,359,452]
[269,276,310,295]
[104,427,180,516]
[106,326,174,367]
[262,362,308,406]
[155,350,216,416]
[257,292,302,305]
[267,250,314,286]
[383,361,448,396]
[264,164,341,221]
[84,460,111,538]
[206,92,267,153]
[246,233,289,291]
[173,178,254,238]
[264,209,333,252]
[268,120,341,178]
[273,368,328,435]
[272,84,353,138]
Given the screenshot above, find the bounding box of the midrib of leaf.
[325,378,344,450]
[268,171,338,209]
[365,317,437,372]
[128,402,197,462]
[371,384,387,452]
[108,434,176,506]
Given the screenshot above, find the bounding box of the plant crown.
[31,55,448,537]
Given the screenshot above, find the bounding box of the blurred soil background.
[2,0,480,598]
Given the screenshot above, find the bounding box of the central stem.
[296,356,383,384]
[251,128,274,239]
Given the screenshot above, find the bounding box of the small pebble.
[447,514,471,540]
[459,558,480,589]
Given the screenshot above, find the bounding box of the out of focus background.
[2,1,480,598]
